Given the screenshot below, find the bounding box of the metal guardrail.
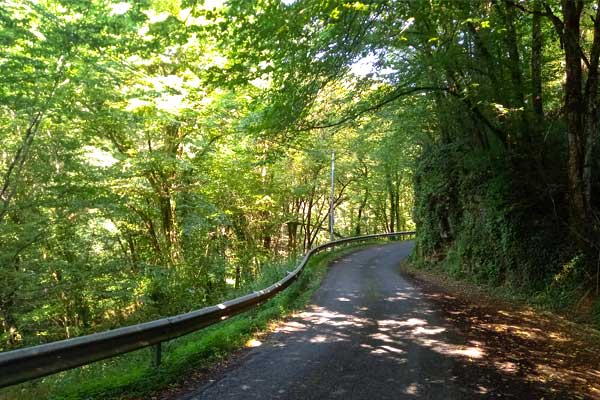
[0,231,415,388]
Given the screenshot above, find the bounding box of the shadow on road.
[190,243,599,400]
[256,284,573,399]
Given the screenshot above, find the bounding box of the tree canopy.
[0,0,420,350]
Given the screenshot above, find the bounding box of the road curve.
[183,242,553,399]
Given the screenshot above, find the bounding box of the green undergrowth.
[408,251,589,317]
[0,241,387,400]
[412,141,599,326]
[403,257,600,333]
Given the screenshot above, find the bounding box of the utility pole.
[330,150,335,242]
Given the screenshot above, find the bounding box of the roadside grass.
[0,240,388,400]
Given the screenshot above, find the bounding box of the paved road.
[184,242,552,399]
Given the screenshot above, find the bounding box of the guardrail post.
[153,342,162,367]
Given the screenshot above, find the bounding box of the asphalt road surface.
[183,242,556,399]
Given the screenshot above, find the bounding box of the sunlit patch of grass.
[552,254,583,284]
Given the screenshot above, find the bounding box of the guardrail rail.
[0,231,415,388]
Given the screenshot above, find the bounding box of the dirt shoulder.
[400,261,600,399]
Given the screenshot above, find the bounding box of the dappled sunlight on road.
[371,316,485,361]
[190,243,600,400]
[403,382,419,395]
[263,286,511,398]
[263,280,599,399]
[336,296,352,302]
[383,292,412,301]
[301,305,370,328]
[380,317,426,327]
[413,326,446,335]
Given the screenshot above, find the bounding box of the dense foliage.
[408,0,600,316]
[0,0,417,352]
[221,0,600,316]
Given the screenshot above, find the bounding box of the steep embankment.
[412,141,599,325]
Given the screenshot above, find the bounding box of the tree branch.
[295,86,449,132]
[505,1,591,68]
[503,0,564,42]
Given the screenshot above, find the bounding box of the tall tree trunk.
[355,188,369,236]
[499,3,526,139]
[287,220,298,252]
[531,0,544,134]
[467,22,503,104]
[304,195,313,251]
[234,265,241,289]
[583,2,600,220]
[0,113,43,223]
[394,172,402,231]
[562,0,587,231]
[385,169,396,232]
